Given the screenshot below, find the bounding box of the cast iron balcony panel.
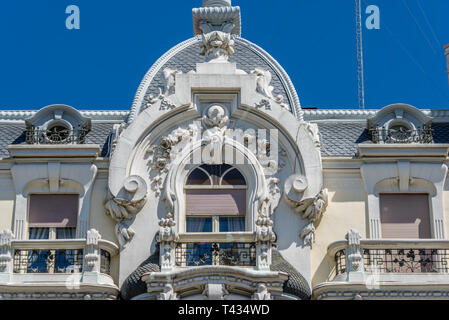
[25,126,89,145]
[370,127,433,144]
[333,242,449,278]
[14,249,84,274]
[175,242,256,267]
[11,242,113,275]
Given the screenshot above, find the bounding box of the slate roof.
[316,121,449,157]
[0,122,115,158]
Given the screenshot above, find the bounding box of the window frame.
[27,193,80,240]
[183,165,249,234]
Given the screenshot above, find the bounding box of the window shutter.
[28,194,78,228]
[380,194,431,239]
[186,189,246,216]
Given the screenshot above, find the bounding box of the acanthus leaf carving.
[104,175,147,248]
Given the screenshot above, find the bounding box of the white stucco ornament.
[104,175,148,248]
[285,175,328,248]
[252,68,289,110]
[200,25,235,63]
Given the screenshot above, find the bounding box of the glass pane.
[56,228,77,239]
[219,217,246,232]
[186,217,213,233]
[221,169,246,186]
[29,228,49,240]
[200,164,232,185]
[186,168,211,186]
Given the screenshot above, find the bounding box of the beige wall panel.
[311,174,367,288]
[0,176,16,232]
[90,178,117,244]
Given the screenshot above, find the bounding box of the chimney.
[445,43,449,87]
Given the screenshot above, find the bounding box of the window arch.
[184,164,247,233]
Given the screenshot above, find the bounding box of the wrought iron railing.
[335,249,347,276]
[12,248,113,275]
[13,249,84,274]
[25,126,89,145]
[334,247,449,276]
[370,127,433,144]
[100,249,111,275]
[175,242,256,267]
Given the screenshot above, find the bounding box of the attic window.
[45,125,70,143]
[24,104,92,145]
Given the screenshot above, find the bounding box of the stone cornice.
[0,110,128,122]
[304,109,449,122]
[357,144,449,159]
[8,144,101,159]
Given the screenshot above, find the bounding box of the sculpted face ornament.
[200,22,235,63]
[202,105,229,128]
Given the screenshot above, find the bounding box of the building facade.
[1,0,449,300]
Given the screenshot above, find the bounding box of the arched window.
[185,164,247,233]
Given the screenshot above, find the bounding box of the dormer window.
[368,104,433,144]
[25,104,91,145]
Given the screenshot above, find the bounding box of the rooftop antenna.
[355,0,365,110]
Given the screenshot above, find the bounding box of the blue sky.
[0,0,448,110]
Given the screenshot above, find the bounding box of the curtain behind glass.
[219,217,245,232]
[29,228,50,240]
[186,218,212,232]
[56,228,76,239]
[28,228,50,273]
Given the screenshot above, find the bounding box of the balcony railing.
[2,238,118,275]
[330,238,449,279]
[25,127,89,145]
[175,242,256,267]
[370,127,433,144]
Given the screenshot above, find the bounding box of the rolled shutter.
[29,194,78,228]
[186,189,246,216]
[380,194,431,239]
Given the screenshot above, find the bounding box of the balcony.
[313,230,449,300]
[175,242,256,267]
[0,230,119,300]
[370,127,433,144]
[25,126,89,145]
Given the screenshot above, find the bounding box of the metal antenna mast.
[355,0,365,110]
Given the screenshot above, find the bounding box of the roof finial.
[193,1,241,37]
[202,0,231,7]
